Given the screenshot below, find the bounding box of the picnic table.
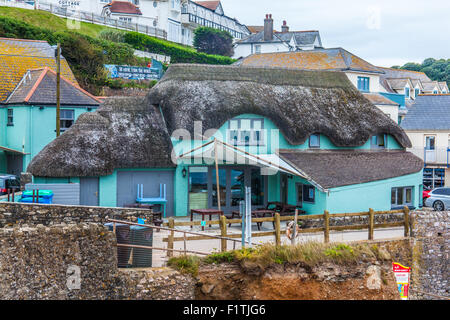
[228,209,276,231]
[263,202,306,215]
[190,209,224,231]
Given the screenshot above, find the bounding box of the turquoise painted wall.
[0,105,95,174]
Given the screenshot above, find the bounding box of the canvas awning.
[0,146,28,155]
[178,139,305,178]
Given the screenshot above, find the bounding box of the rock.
[366,266,382,290]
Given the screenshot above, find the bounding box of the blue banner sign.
[105,60,163,80]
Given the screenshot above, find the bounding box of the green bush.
[98,29,125,43]
[193,26,234,57]
[123,31,236,65]
[167,255,201,277]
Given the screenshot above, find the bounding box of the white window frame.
[228,118,265,146]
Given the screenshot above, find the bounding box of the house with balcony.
[233,14,323,59]
[237,48,401,123]
[180,0,250,46]
[400,94,450,189]
[0,38,100,177]
[28,64,423,214]
[101,1,143,24]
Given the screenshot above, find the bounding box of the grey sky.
[221,0,450,67]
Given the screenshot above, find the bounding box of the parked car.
[0,174,21,195]
[424,188,450,211]
[423,188,432,203]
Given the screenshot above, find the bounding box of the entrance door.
[80,177,99,206]
[6,154,23,177]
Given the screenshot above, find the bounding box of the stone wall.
[0,202,153,228]
[301,212,405,229]
[409,210,449,300]
[0,223,194,300]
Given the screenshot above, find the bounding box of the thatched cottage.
[27,64,424,216]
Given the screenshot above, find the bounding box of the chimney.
[264,14,274,41]
[281,20,289,33]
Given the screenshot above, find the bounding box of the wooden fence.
[163,207,411,256]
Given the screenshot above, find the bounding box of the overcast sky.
[221,0,450,67]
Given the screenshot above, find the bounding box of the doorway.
[6,154,23,177]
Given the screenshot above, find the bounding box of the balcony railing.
[408,147,450,167]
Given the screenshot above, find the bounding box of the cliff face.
[195,261,399,300]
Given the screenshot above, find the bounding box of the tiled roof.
[247,26,264,34]
[421,81,440,92]
[385,78,411,90]
[238,30,320,46]
[104,1,142,15]
[240,48,382,74]
[438,82,449,92]
[377,67,431,93]
[363,93,399,106]
[194,1,221,11]
[400,95,450,130]
[0,38,77,102]
[5,68,101,106]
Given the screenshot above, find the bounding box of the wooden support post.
[183,232,187,256]
[324,210,330,243]
[403,206,410,237]
[368,208,375,240]
[274,213,281,246]
[220,215,227,252]
[167,217,175,257]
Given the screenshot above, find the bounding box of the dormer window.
[433,90,438,94]
[309,134,320,148]
[228,118,264,146]
[414,88,420,97]
[371,134,386,149]
[405,87,410,99]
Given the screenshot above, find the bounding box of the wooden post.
[214,139,221,211]
[368,208,375,240]
[220,215,227,252]
[324,210,330,243]
[403,206,410,237]
[167,217,175,257]
[55,43,61,137]
[292,209,298,245]
[274,213,281,246]
[183,232,187,256]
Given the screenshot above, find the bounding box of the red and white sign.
[392,262,411,300]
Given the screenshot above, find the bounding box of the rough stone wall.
[301,213,405,229]
[0,223,194,300]
[0,202,153,228]
[409,210,449,300]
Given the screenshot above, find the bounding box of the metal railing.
[0,0,167,39]
[408,147,450,167]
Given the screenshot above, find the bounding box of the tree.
[193,27,234,57]
[393,58,450,83]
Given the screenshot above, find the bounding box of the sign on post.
[392,262,411,300]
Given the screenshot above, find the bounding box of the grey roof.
[279,149,423,189]
[5,68,100,106]
[400,95,450,130]
[238,30,322,47]
[377,67,431,93]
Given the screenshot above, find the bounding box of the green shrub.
[123,31,236,65]
[204,251,235,264]
[98,29,125,43]
[167,255,201,277]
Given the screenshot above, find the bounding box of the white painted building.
[40,0,249,45]
[233,14,323,59]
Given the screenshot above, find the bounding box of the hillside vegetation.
[0,7,235,94]
[393,58,450,84]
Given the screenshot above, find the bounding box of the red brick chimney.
[264,14,274,41]
[281,20,289,33]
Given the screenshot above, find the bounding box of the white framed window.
[60,109,75,132]
[119,17,132,23]
[228,118,264,146]
[391,187,413,208]
[371,134,386,149]
[254,45,261,54]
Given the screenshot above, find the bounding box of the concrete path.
[151,217,405,267]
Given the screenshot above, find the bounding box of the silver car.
[425,187,450,211]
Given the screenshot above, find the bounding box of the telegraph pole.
[56,42,61,137]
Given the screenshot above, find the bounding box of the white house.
[41,0,249,45]
[233,14,323,59]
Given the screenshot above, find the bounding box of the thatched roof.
[27,96,175,177]
[149,64,411,148]
[279,149,423,190]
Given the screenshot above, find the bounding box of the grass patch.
[167,255,201,277]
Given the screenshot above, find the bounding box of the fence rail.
[0,0,167,39]
[163,207,411,255]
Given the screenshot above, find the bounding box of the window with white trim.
[60,109,75,132]
[228,118,264,146]
[391,187,413,208]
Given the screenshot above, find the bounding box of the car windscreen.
[432,188,450,195]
